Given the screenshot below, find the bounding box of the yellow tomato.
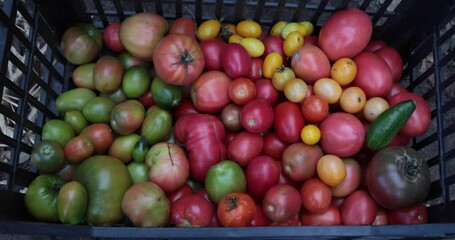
[236,20,262,38]
[281,22,307,39]
[239,38,265,57]
[197,19,221,41]
[284,78,308,103]
[220,23,237,41]
[313,78,342,104]
[363,97,390,122]
[330,58,357,86]
[272,66,295,91]
[263,52,283,79]
[228,34,244,43]
[317,154,347,187]
[339,87,367,114]
[270,21,288,36]
[299,21,314,36]
[300,124,321,145]
[283,31,304,57]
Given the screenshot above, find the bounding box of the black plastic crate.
[0,0,455,238]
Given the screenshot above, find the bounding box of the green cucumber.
[366,100,416,150]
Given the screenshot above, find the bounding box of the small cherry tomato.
[236,20,262,38]
[197,19,221,41]
[339,86,366,114]
[283,31,304,57]
[299,21,314,36]
[263,52,284,79]
[363,97,390,122]
[239,38,265,57]
[317,155,347,187]
[229,33,244,43]
[283,78,308,103]
[217,192,256,227]
[281,22,307,39]
[300,178,332,213]
[270,21,287,36]
[301,95,329,123]
[330,58,357,86]
[313,78,342,104]
[300,124,321,145]
[228,77,257,105]
[272,66,295,91]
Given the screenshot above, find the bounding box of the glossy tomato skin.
[341,190,377,225]
[169,17,196,38]
[229,77,256,105]
[372,207,389,225]
[263,35,286,60]
[282,142,323,182]
[352,51,393,99]
[387,203,428,224]
[385,83,408,101]
[301,95,329,123]
[254,79,280,106]
[222,43,252,79]
[199,38,227,71]
[166,183,193,204]
[319,113,365,157]
[248,58,264,81]
[80,123,114,154]
[300,178,332,214]
[364,40,387,52]
[191,71,231,113]
[153,34,205,85]
[291,44,331,84]
[375,46,403,82]
[170,194,214,227]
[262,184,302,222]
[388,91,431,137]
[172,99,198,121]
[262,132,289,161]
[274,101,305,143]
[246,155,280,197]
[301,205,341,226]
[221,103,243,132]
[241,99,274,133]
[318,8,373,61]
[330,158,362,198]
[25,174,64,222]
[366,146,431,209]
[103,22,125,52]
[218,192,256,227]
[228,131,264,167]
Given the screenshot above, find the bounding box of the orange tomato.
[236,20,262,38]
[217,192,256,227]
[313,78,342,104]
[300,124,321,145]
[284,78,308,103]
[339,86,367,113]
[363,97,390,122]
[330,58,357,86]
[263,52,284,79]
[272,66,295,91]
[317,155,347,187]
[197,19,221,40]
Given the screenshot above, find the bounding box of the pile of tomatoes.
[25,7,433,228]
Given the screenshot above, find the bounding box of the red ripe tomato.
[166,183,193,204]
[263,35,286,60]
[248,57,264,81]
[364,40,388,52]
[330,158,362,198]
[262,132,289,161]
[240,99,274,134]
[191,71,231,113]
[274,101,305,143]
[281,142,323,182]
[319,113,365,157]
[153,34,205,85]
[222,43,252,79]
[291,44,331,84]
[196,189,222,227]
[262,184,302,222]
[246,155,280,197]
[301,95,329,123]
[375,46,403,82]
[300,178,332,214]
[228,131,263,167]
[301,205,341,226]
[225,132,238,148]
[170,194,213,227]
[254,79,280,106]
[352,51,393,98]
[220,103,243,132]
[136,89,155,109]
[387,203,428,224]
[172,99,198,121]
[385,83,408,101]
[341,190,377,225]
[388,91,431,137]
[250,204,271,226]
[217,192,256,227]
[318,8,372,61]
[169,17,196,38]
[229,77,257,105]
[269,214,301,226]
[103,22,125,53]
[303,36,318,47]
[372,207,388,225]
[276,161,297,187]
[199,38,227,71]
